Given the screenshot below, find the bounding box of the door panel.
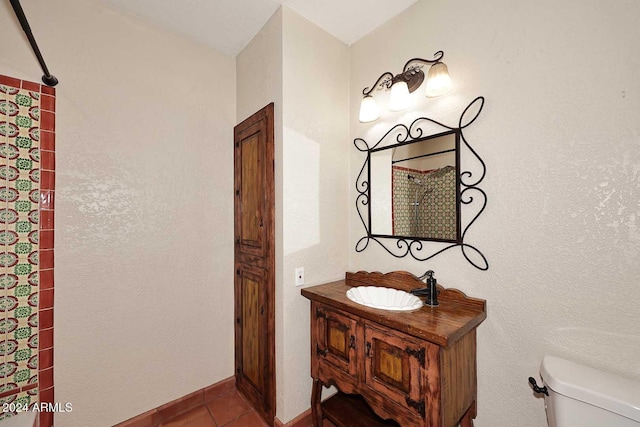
[315,305,358,376]
[236,265,268,409]
[241,268,263,390]
[364,323,427,417]
[234,103,275,426]
[238,122,266,253]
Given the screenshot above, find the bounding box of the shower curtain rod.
[9,0,58,86]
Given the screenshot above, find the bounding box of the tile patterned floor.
[159,389,336,427]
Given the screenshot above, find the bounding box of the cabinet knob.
[349,335,356,350]
[365,342,371,357]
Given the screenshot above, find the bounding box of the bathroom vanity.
[301,271,486,427]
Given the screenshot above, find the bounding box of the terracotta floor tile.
[323,419,337,427]
[221,410,268,427]
[159,406,216,427]
[207,390,252,425]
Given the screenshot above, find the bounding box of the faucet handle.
[418,270,435,281]
[528,377,548,396]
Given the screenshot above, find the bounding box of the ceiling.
[96,0,417,57]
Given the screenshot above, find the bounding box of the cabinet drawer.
[314,304,358,376]
[364,323,431,418]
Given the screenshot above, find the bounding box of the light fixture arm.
[362,51,446,97]
[362,71,394,96]
[402,51,445,73]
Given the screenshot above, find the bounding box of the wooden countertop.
[301,271,486,347]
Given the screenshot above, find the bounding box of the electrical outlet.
[295,267,304,286]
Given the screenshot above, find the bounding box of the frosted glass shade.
[389,80,410,111]
[425,62,452,98]
[359,95,380,123]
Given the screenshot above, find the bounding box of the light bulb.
[389,80,410,111]
[359,95,379,123]
[425,62,452,98]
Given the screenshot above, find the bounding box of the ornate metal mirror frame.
[354,96,488,270]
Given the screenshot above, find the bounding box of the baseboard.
[274,408,313,427]
[114,377,235,427]
[114,376,316,427]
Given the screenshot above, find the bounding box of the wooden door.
[364,324,427,420]
[234,103,275,425]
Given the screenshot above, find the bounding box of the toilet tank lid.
[540,355,640,422]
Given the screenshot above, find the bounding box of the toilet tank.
[540,355,640,427]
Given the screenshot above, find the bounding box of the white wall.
[370,150,393,235]
[350,0,640,426]
[1,1,236,426]
[280,7,350,422]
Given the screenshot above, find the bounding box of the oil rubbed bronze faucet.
[410,270,440,306]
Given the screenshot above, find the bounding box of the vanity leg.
[311,379,323,427]
[459,401,476,427]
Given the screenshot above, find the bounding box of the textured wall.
[280,7,350,423]
[350,0,640,426]
[0,0,236,425]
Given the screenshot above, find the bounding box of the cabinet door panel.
[372,338,411,393]
[364,323,428,417]
[235,266,270,411]
[315,305,358,376]
[236,119,269,262]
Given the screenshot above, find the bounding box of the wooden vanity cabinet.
[302,271,487,427]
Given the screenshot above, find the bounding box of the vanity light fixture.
[358,51,452,123]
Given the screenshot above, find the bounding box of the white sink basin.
[346,286,423,311]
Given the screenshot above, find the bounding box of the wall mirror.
[370,130,460,242]
[355,96,488,270]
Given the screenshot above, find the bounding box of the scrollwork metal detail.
[354,96,488,270]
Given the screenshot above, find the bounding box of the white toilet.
[538,355,640,426]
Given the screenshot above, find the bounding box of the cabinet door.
[234,104,275,425]
[235,265,273,419]
[314,305,358,376]
[364,323,428,419]
[235,115,272,264]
